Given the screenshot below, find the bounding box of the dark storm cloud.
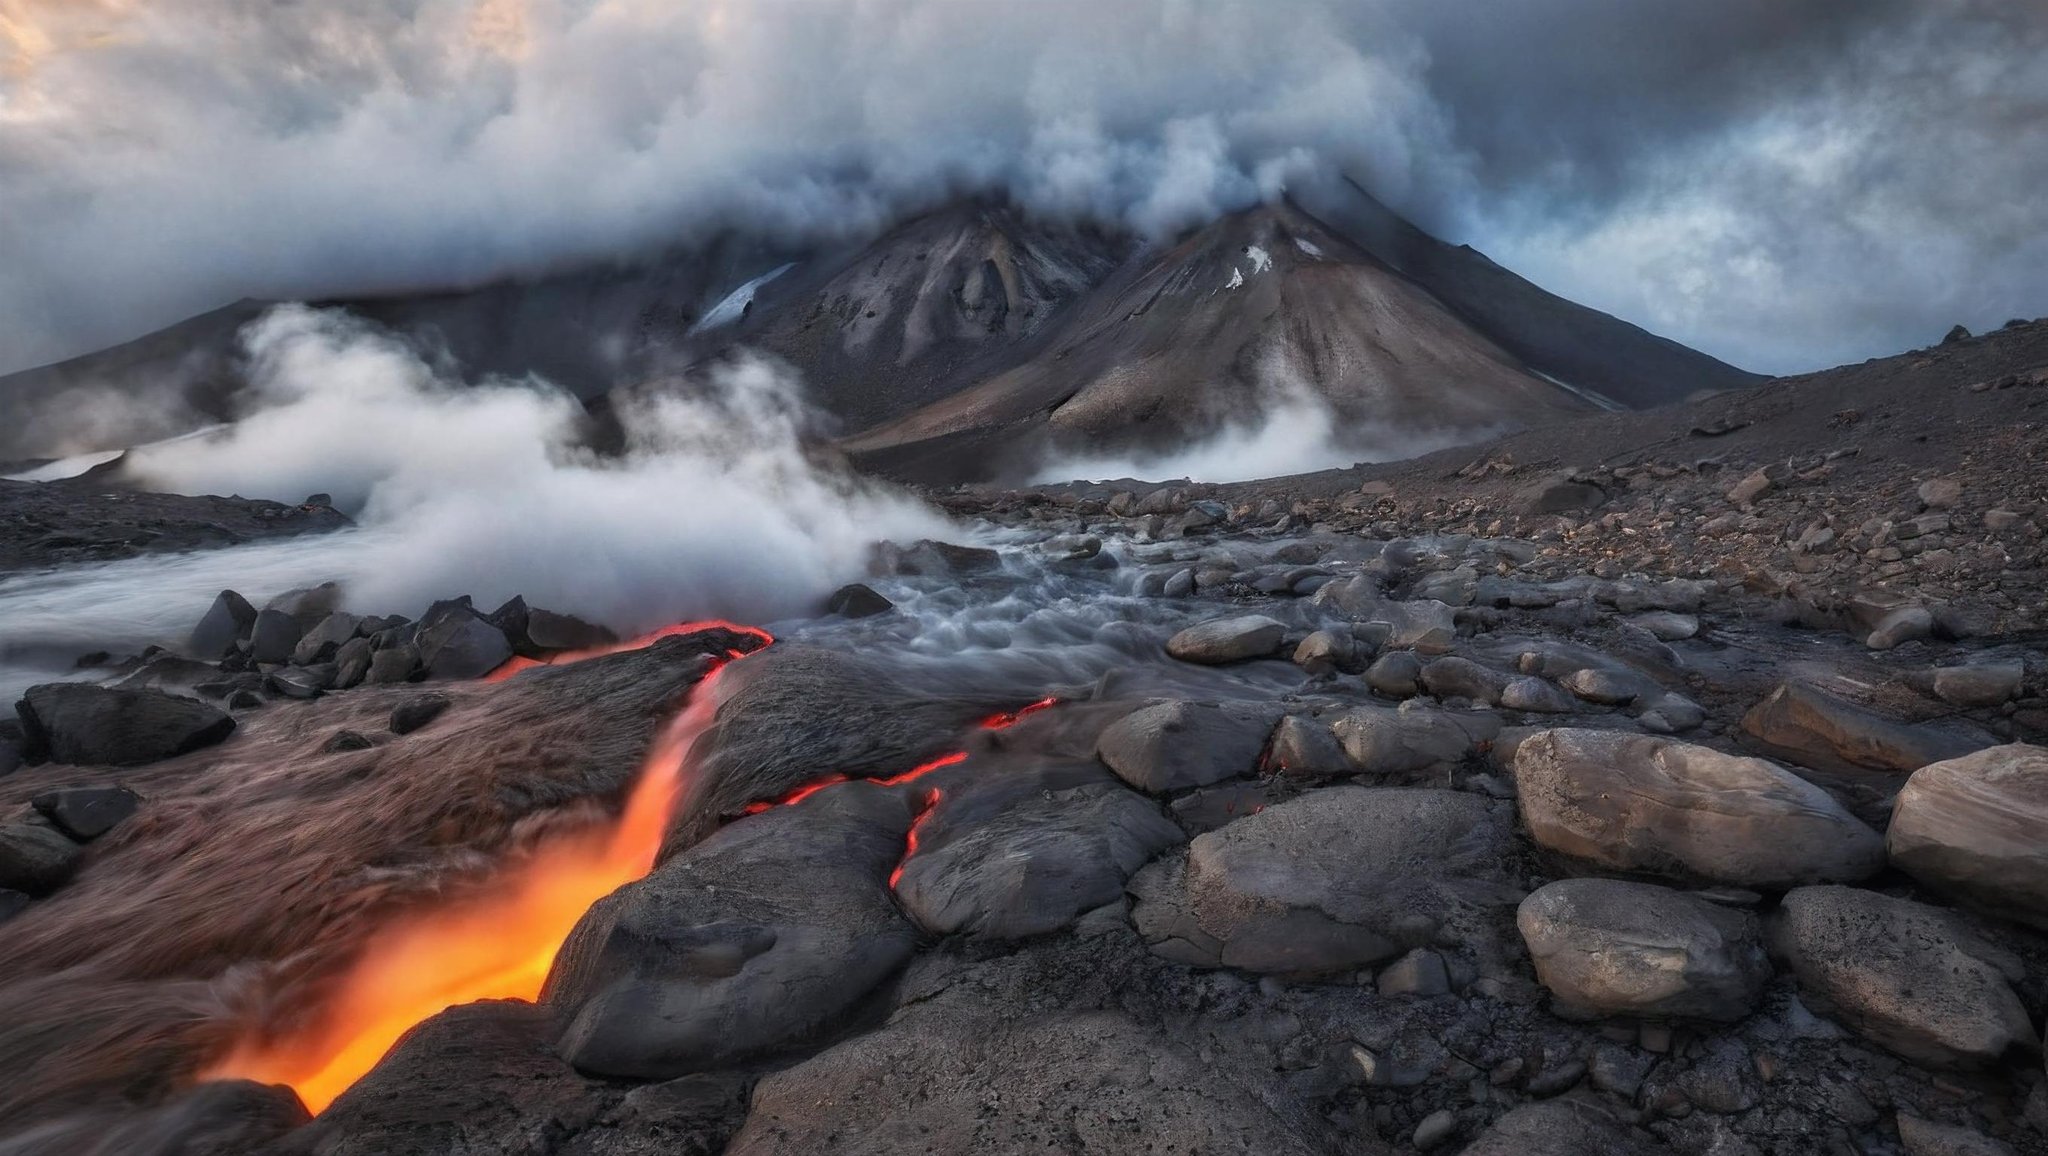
[0,0,2041,378]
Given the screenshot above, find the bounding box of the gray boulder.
[826,583,893,619]
[1094,700,1283,793]
[1129,787,1521,975]
[1419,656,1511,705]
[186,590,257,660]
[1329,705,1489,774]
[365,643,420,685]
[1290,630,1356,676]
[1513,729,1884,888]
[247,608,303,665]
[1267,715,1350,778]
[1897,1113,2018,1156]
[895,782,1182,939]
[1365,599,1457,653]
[0,823,82,895]
[1932,663,2025,709]
[1887,744,2048,928]
[1518,879,1771,1021]
[15,683,235,767]
[418,612,514,681]
[1769,886,2034,1068]
[1163,615,1287,665]
[1365,650,1423,697]
[1741,681,1993,774]
[1501,676,1575,714]
[290,611,363,665]
[30,786,141,841]
[549,784,920,1078]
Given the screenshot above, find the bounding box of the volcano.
[0,182,1756,482]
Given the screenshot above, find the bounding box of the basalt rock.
[388,693,453,736]
[1513,729,1884,888]
[417,611,513,681]
[15,683,235,767]
[186,590,257,660]
[1769,886,2034,1068]
[29,787,140,842]
[0,824,82,896]
[826,583,894,619]
[1094,700,1283,794]
[247,608,303,666]
[1461,1099,1657,1156]
[1518,879,1771,1022]
[1887,744,2048,929]
[1740,681,1994,775]
[1129,787,1521,975]
[894,774,1182,940]
[1163,615,1287,665]
[549,784,920,1079]
[1329,704,1492,775]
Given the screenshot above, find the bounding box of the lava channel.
[738,697,1060,889]
[485,620,773,682]
[205,627,766,1114]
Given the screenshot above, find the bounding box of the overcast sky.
[1,0,2041,376]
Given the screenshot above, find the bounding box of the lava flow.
[205,629,763,1114]
[740,697,1060,893]
[485,619,773,682]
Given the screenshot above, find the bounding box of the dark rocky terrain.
[4,255,2048,1156]
[0,315,2042,1156]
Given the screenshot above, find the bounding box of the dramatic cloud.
[0,0,2041,376]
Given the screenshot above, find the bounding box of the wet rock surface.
[14,683,235,767]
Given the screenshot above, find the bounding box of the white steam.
[0,305,946,688]
[1033,394,1495,486]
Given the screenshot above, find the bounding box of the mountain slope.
[1293,175,1763,406]
[841,201,1601,481]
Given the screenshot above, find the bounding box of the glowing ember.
[485,620,773,682]
[206,633,759,1115]
[980,696,1058,730]
[889,788,944,889]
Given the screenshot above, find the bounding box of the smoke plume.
[0,305,946,696]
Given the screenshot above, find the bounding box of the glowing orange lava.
[979,696,1058,730]
[889,789,944,889]
[485,620,774,682]
[206,633,760,1115]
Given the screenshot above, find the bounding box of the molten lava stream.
[205,658,737,1114]
[485,620,773,683]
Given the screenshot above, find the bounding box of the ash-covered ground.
[0,322,2045,1156]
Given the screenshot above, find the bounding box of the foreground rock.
[1512,729,1884,888]
[1887,743,2048,929]
[894,775,1182,940]
[14,684,235,767]
[1130,787,1520,975]
[1329,704,1492,774]
[1518,879,1771,1022]
[1460,1099,1656,1156]
[0,824,82,896]
[548,784,919,1078]
[1740,682,1993,775]
[1769,886,2034,1068]
[1094,700,1283,793]
[726,985,1324,1156]
[29,787,140,841]
[1163,615,1287,665]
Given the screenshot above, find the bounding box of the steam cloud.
[0,305,946,695]
[1,0,2041,380]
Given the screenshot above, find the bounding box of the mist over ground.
[0,306,946,697]
[2,0,2042,379]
